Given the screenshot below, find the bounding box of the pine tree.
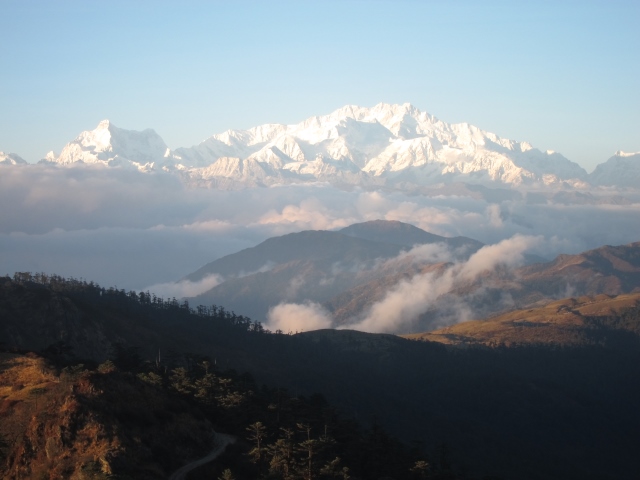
[247,421,268,473]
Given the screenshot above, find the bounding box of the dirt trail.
[168,432,235,480]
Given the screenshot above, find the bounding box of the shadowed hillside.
[2,274,640,479]
[187,221,483,323]
[515,242,640,302]
[185,222,640,333]
[339,220,483,250]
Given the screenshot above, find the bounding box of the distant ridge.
[339,219,483,250]
[186,220,482,322]
[185,233,640,331]
[589,151,640,188]
[184,229,405,282]
[405,293,640,348]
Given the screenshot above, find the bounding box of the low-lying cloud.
[344,234,542,333]
[459,234,543,280]
[266,302,333,333]
[143,274,223,299]
[258,235,545,334]
[3,163,640,303]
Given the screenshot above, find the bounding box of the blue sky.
[1,0,638,171]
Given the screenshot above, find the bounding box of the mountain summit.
[44,119,172,169]
[0,152,27,165]
[589,151,640,188]
[178,102,589,188]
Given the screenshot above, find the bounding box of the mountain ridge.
[404,293,640,347]
[183,222,640,332]
[186,220,485,324]
[10,103,635,190]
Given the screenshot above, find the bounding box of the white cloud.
[389,242,454,265]
[284,275,306,300]
[344,269,456,333]
[257,197,355,231]
[459,234,543,280]
[2,163,640,301]
[345,234,544,333]
[143,274,223,299]
[266,302,333,333]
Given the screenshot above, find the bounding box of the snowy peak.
[48,120,171,169]
[168,102,590,186]
[589,151,640,188]
[0,152,27,165]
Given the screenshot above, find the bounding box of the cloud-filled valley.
[263,234,543,334]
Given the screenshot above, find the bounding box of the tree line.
[7,271,265,333]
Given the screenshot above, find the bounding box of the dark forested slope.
[1,274,640,480]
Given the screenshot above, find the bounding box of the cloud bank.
[2,164,640,304]
[266,302,333,333]
[143,274,223,300]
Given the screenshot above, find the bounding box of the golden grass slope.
[403,293,640,347]
[0,353,214,479]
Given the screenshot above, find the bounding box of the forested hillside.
[0,351,431,479]
[2,273,640,479]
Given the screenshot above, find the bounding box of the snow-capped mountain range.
[589,151,640,188]
[3,103,638,190]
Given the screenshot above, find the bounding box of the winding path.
[168,432,236,480]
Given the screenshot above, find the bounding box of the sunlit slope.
[515,242,640,302]
[405,293,640,347]
[0,352,214,479]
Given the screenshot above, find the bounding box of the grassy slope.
[405,293,640,347]
[0,352,214,480]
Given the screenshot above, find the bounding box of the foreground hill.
[2,274,640,479]
[0,350,421,480]
[0,352,215,479]
[405,293,640,347]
